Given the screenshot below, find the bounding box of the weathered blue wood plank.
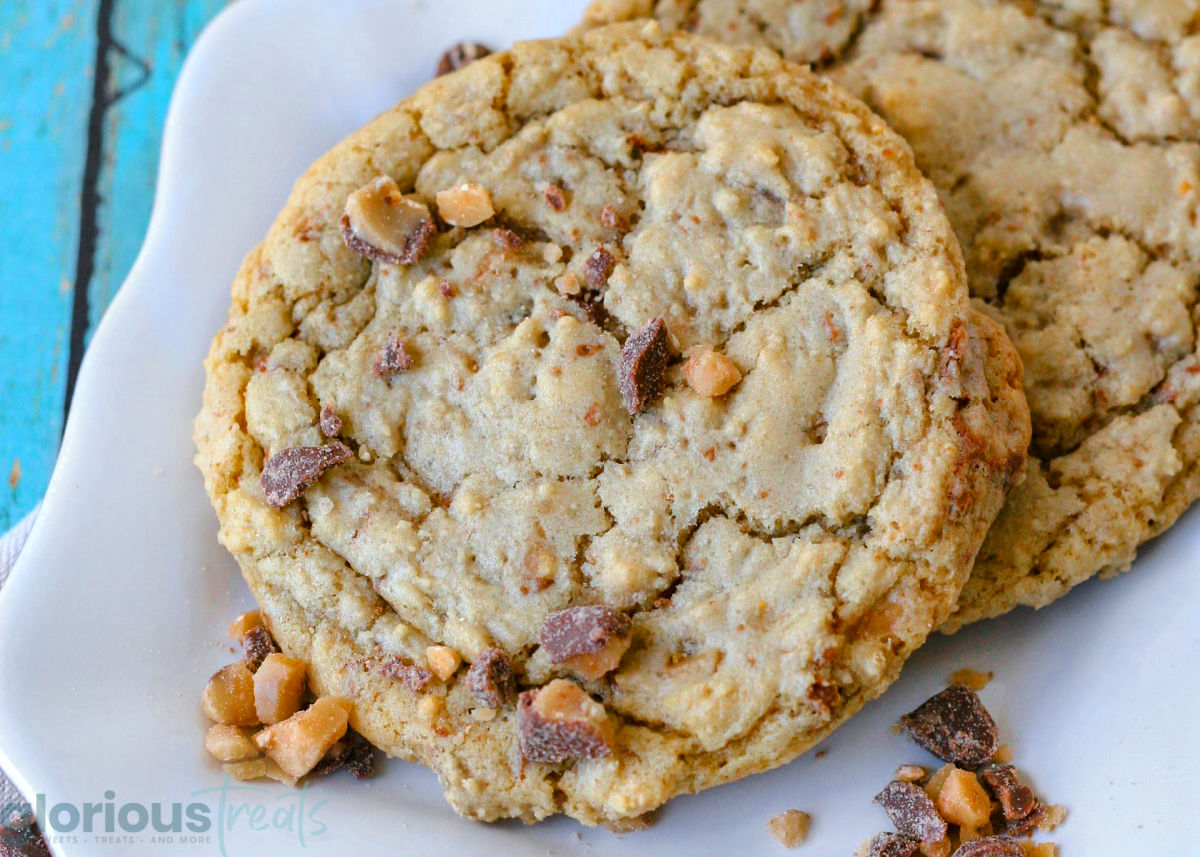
[0,0,228,531]
[0,0,99,530]
[90,0,228,334]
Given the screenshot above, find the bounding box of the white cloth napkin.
[0,506,39,815]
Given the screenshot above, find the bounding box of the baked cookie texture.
[581,0,1200,630]
[576,0,877,63]
[195,23,1028,825]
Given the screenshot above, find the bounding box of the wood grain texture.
[0,0,227,530]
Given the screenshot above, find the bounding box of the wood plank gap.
[63,0,116,422]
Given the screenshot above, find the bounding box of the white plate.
[1,1,1197,854]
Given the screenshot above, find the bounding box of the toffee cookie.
[581,0,1200,630]
[194,22,1028,825]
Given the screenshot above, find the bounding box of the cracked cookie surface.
[194,22,1028,825]
[580,0,1200,629]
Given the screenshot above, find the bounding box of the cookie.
[574,0,876,65]
[194,22,1028,826]
[581,0,1200,630]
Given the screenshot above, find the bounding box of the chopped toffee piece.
[374,336,414,377]
[899,685,999,769]
[319,405,342,437]
[766,809,810,848]
[923,838,952,857]
[874,781,948,843]
[341,736,377,779]
[574,287,609,327]
[1001,803,1048,838]
[949,668,992,692]
[435,41,492,76]
[867,832,921,857]
[543,184,567,211]
[260,442,353,509]
[312,730,377,779]
[466,647,517,708]
[436,182,494,227]
[938,320,970,384]
[952,837,1025,857]
[228,610,262,639]
[202,663,259,727]
[538,604,632,679]
[340,176,435,265]
[253,653,308,725]
[555,273,581,296]
[425,645,463,681]
[980,765,1037,821]
[204,724,261,763]
[933,768,991,830]
[895,765,928,783]
[683,347,742,397]
[806,680,840,717]
[602,812,656,833]
[618,317,670,415]
[253,697,353,779]
[600,203,629,232]
[492,227,524,251]
[380,657,433,693]
[517,679,614,763]
[242,624,279,672]
[584,247,616,287]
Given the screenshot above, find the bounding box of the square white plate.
[1,1,1197,854]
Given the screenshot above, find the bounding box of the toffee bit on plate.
[312,730,378,779]
[435,41,492,76]
[874,780,948,843]
[228,610,262,639]
[865,832,920,857]
[863,680,1065,856]
[242,624,280,672]
[253,697,353,779]
[980,765,1037,822]
[949,668,993,692]
[765,809,811,848]
[952,836,1025,857]
[202,663,259,727]
[899,684,999,769]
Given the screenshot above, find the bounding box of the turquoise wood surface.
[0,0,227,530]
